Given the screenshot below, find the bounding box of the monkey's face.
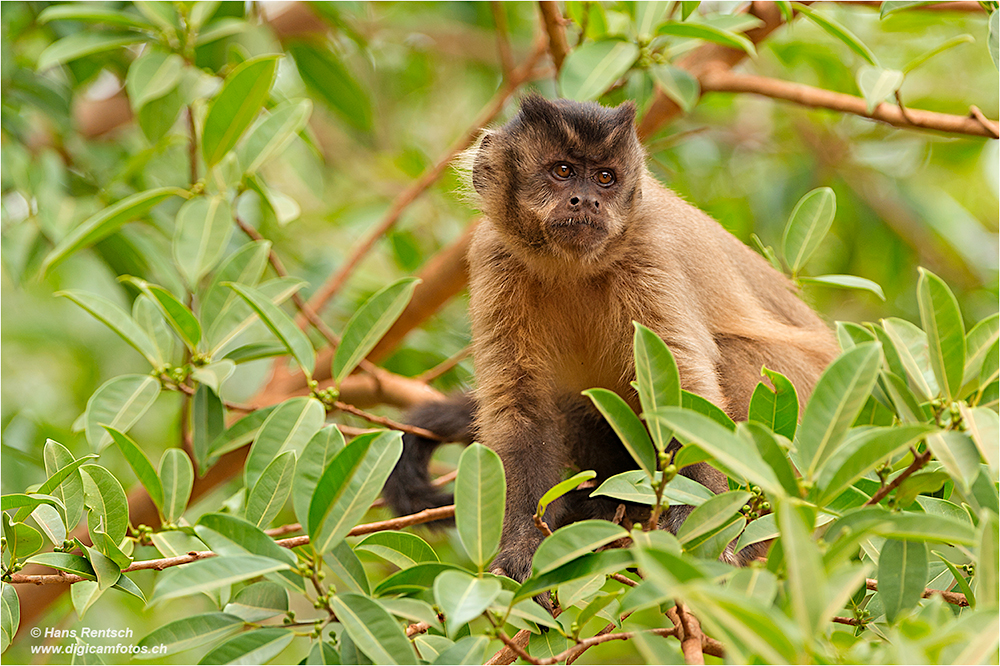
[473,95,645,262]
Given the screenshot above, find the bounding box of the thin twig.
[332,400,443,440]
[866,578,968,607]
[545,627,679,665]
[700,69,999,139]
[610,573,638,587]
[865,446,932,506]
[490,1,515,77]
[675,601,706,665]
[406,621,431,638]
[970,105,1000,139]
[299,36,548,321]
[833,616,864,626]
[533,514,554,537]
[187,105,198,185]
[415,346,472,383]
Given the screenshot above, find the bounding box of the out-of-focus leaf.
[903,34,974,73]
[559,40,640,101]
[202,55,280,166]
[856,66,903,114]
[781,187,836,275]
[38,4,156,29]
[57,291,161,367]
[43,188,185,273]
[793,4,878,65]
[332,278,420,386]
[238,99,313,175]
[656,22,756,56]
[173,195,233,288]
[126,50,184,111]
[37,32,149,70]
[799,274,886,301]
[917,268,966,400]
[288,43,372,132]
[650,64,700,113]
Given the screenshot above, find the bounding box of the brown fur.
[463,95,840,583]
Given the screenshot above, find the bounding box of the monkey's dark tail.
[382,394,476,524]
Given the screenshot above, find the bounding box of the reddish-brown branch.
[610,573,638,587]
[674,601,706,665]
[533,514,554,537]
[406,621,431,638]
[865,447,932,506]
[866,578,969,607]
[700,69,999,139]
[833,616,863,626]
[299,40,547,322]
[416,346,472,383]
[333,400,443,440]
[486,628,532,665]
[538,1,569,71]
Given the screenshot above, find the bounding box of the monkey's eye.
[596,169,616,186]
[551,163,574,180]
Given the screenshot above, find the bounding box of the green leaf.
[42,440,86,531]
[85,545,121,592]
[878,539,928,623]
[903,34,974,73]
[288,43,372,133]
[647,407,782,496]
[222,342,288,364]
[224,582,289,622]
[793,4,878,65]
[917,268,966,400]
[2,493,64,514]
[656,21,756,56]
[650,64,700,113]
[84,374,160,452]
[777,500,826,638]
[205,405,276,465]
[532,520,628,575]
[332,278,420,386]
[798,274,886,301]
[373,562,466,597]
[855,65,904,114]
[135,613,244,658]
[933,551,976,608]
[123,278,202,351]
[990,11,999,70]
[681,390,736,430]
[677,491,749,546]
[781,187,836,275]
[56,291,161,367]
[815,425,935,505]
[962,314,999,389]
[455,443,506,570]
[32,504,67,545]
[126,50,184,112]
[592,470,657,504]
[433,636,490,665]
[152,555,292,604]
[202,240,271,333]
[173,195,234,289]
[515,549,633,603]
[226,282,315,377]
[294,425,345,532]
[4,516,44,560]
[195,514,296,567]
[635,1,670,39]
[199,627,294,665]
[70,581,104,620]
[27,552,96,579]
[191,384,225,474]
[356,531,439,570]
[975,511,998,608]
[880,1,937,18]
[433,570,502,638]
[245,397,325,491]
[329,594,417,664]
[796,342,883,480]
[238,99,313,175]
[308,431,403,555]
[134,294,175,367]
[559,40,640,101]
[104,426,164,516]
[747,367,799,440]
[882,318,939,400]
[962,405,999,477]
[159,449,194,524]
[585,388,657,477]
[378,597,443,632]
[36,32,149,70]
[825,506,977,546]
[211,276,306,355]
[202,55,280,166]
[246,450,296,528]
[739,423,800,497]
[633,323,681,452]
[537,471,597,518]
[926,432,981,493]
[80,464,129,544]
[38,4,156,29]
[42,188,185,273]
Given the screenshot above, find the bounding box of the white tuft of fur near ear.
[452,130,493,207]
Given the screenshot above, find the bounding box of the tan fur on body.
[464,95,839,583]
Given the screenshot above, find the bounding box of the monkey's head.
[472,94,645,262]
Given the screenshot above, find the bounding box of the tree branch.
[866,578,969,607]
[9,505,456,586]
[538,1,569,72]
[299,38,547,322]
[865,446,932,506]
[700,69,999,139]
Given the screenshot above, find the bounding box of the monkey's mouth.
[546,216,609,254]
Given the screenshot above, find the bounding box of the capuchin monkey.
[383,94,840,585]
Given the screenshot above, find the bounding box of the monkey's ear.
[611,100,637,127]
[518,93,560,125]
[472,132,496,196]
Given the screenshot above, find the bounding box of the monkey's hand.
[489,530,557,613]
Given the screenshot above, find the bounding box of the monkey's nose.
[568,196,600,213]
